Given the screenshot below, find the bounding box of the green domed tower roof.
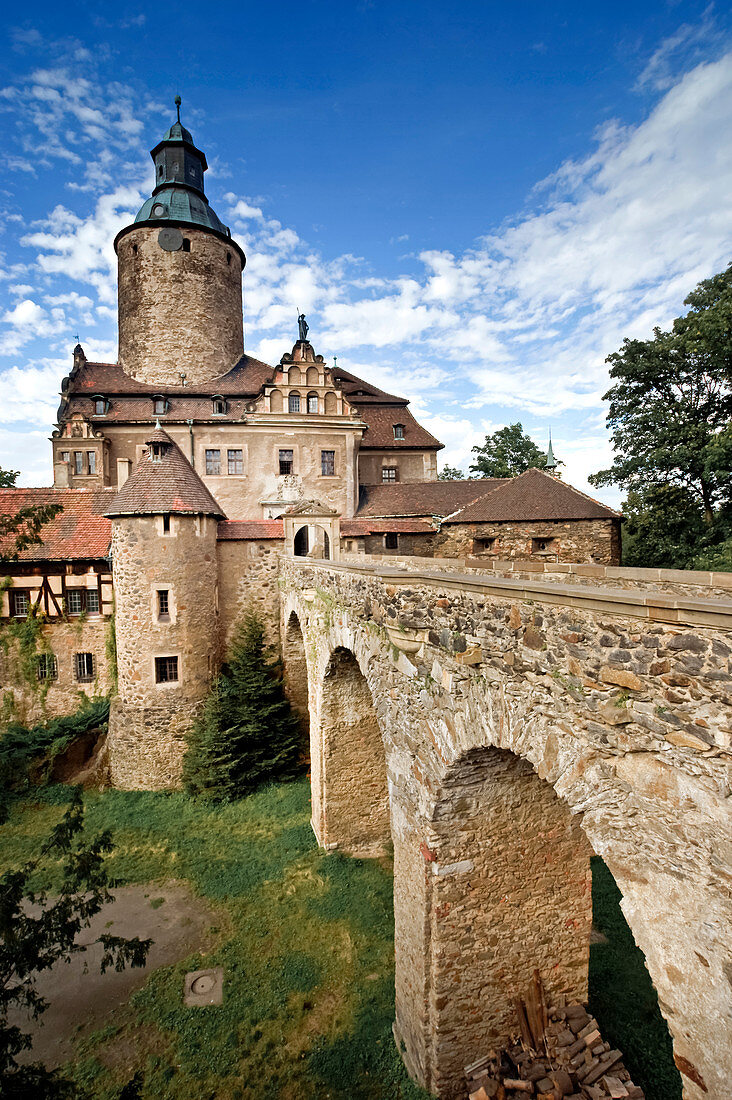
[128,97,240,249]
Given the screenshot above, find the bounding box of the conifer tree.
[183,612,303,800]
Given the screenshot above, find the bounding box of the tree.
[470,423,547,478]
[438,465,465,480]
[620,486,707,569]
[0,469,63,563]
[589,266,732,526]
[0,790,151,1098]
[183,612,303,801]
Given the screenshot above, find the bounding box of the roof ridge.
[441,478,509,522]
[524,467,622,518]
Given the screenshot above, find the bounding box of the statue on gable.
[297,312,309,342]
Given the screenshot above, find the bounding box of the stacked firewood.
[465,972,645,1100]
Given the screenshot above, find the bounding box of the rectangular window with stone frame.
[74,652,95,682]
[382,466,398,483]
[74,452,84,475]
[321,450,335,476]
[155,655,179,683]
[227,448,243,475]
[279,449,294,475]
[205,449,221,475]
[36,653,58,682]
[87,451,96,475]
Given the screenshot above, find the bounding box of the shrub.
[183,613,302,801]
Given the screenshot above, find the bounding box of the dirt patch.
[9,881,220,1069]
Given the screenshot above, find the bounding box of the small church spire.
[175,94,181,123]
[545,432,557,473]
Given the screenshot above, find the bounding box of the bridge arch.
[282,573,728,1100]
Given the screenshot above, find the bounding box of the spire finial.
[174,94,181,123]
[545,429,557,472]
[155,418,161,430]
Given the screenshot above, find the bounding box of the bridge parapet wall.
[281,556,731,1099]
[342,552,732,601]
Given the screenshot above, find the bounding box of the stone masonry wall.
[0,618,113,727]
[433,518,620,564]
[427,748,593,1094]
[217,539,282,649]
[282,558,731,1100]
[117,225,243,384]
[107,513,219,789]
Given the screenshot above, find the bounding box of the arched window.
[212,396,227,415]
[288,366,302,385]
[307,392,319,414]
[289,392,301,414]
[270,389,283,413]
[93,396,108,416]
[306,366,319,386]
[153,395,168,415]
[393,423,405,440]
[324,391,337,415]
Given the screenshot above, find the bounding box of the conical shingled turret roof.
[105,428,225,518]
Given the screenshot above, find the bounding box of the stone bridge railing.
[280,556,731,1100]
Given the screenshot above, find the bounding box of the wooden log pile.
[464,972,645,1100]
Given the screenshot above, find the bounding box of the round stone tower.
[105,427,225,789]
[114,98,246,385]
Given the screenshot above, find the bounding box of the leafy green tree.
[183,613,303,801]
[0,791,151,1098]
[589,266,732,526]
[469,423,547,478]
[0,469,63,563]
[437,465,465,480]
[620,486,707,569]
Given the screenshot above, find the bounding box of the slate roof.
[0,488,114,560]
[356,480,508,518]
[105,428,225,518]
[357,405,442,451]
[217,520,284,540]
[443,468,621,523]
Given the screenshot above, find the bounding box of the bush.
[0,698,109,823]
[183,613,302,801]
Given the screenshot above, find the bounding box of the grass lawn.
[0,781,680,1100]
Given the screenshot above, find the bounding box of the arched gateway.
[282,560,731,1100]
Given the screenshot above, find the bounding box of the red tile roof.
[356,404,442,451]
[340,518,434,535]
[65,354,275,397]
[332,366,407,404]
[105,429,225,518]
[443,467,621,523]
[357,479,508,518]
[217,520,284,540]
[0,488,114,560]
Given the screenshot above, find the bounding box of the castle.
[0,102,620,780]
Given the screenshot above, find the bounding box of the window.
[212,397,227,415]
[288,393,301,413]
[205,449,221,475]
[321,450,335,476]
[10,590,30,618]
[74,652,95,682]
[162,514,171,534]
[60,451,70,464]
[393,424,405,440]
[87,451,96,475]
[74,452,84,475]
[155,655,179,683]
[307,393,318,414]
[226,251,232,265]
[93,397,106,415]
[532,537,557,554]
[153,396,168,415]
[67,590,84,615]
[279,449,294,475]
[86,590,100,614]
[228,448,243,475]
[472,536,497,556]
[36,653,58,682]
[157,590,170,619]
[382,466,398,482]
[384,532,399,549]
[182,238,191,252]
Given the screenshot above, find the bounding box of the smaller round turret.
[105,428,224,789]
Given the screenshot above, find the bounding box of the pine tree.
[183,613,303,800]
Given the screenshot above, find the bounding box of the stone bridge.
[279,556,731,1100]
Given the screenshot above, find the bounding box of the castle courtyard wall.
[434,517,621,564]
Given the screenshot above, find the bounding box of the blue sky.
[1,1,731,504]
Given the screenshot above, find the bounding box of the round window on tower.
[151,202,167,218]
